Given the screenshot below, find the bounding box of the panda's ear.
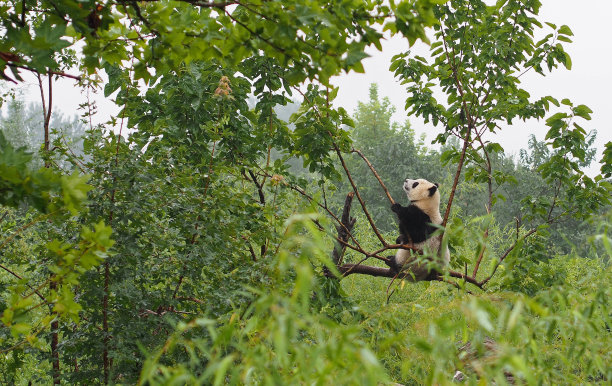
[434,182,439,187]
[428,185,438,197]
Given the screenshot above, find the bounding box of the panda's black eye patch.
[412,182,419,188]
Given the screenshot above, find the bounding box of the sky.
[10,0,612,175]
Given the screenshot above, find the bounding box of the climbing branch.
[334,144,387,246]
[351,148,395,205]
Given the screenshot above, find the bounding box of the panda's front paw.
[391,203,402,213]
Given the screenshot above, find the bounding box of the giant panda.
[386,178,450,280]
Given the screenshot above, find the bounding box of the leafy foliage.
[140,217,388,385]
[0,0,611,384]
[0,0,438,85]
[0,133,111,362]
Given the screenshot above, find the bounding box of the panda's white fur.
[389,178,450,280]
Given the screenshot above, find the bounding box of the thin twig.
[351,148,395,204]
[9,63,81,81]
[0,212,55,250]
[0,263,47,302]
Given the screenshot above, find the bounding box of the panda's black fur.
[386,179,447,277]
[391,196,438,245]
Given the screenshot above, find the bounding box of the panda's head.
[403,178,440,213]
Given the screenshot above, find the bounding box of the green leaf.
[573,104,593,120]
[558,25,573,36]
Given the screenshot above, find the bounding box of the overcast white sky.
[10,0,612,175]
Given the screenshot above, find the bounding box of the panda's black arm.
[391,203,403,213]
[396,205,431,243]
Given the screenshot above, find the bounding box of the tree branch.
[442,131,470,227]
[0,263,47,302]
[351,148,395,205]
[10,63,81,81]
[338,264,482,290]
[334,144,387,246]
[333,192,355,266]
[245,169,265,204]
[324,192,356,278]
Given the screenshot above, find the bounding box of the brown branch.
[324,193,356,278]
[337,262,484,291]
[258,163,395,266]
[339,264,396,278]
[309,217,375,261]
[241,170,268,261]
[547,179,562,222]
[175,296,205,305]
[332,192,355,266]
[334,144,387,246]
[37,71,60,384]
[9,63,81,81]
[338,255,377,277]
[286,87,387,250]
[447,270,483,289]
[36,73,47,131]
[436,276,474,295]
[473,128,493,212]
[0,212,54,250]
[386,269,404,302]
[440,24,476,228]
[242,236,258,262]
[0,263,47,302]
[351,148,395,204]
[57,134,88,173]
[333,237,389,263]
[20,0,26,26]
[338,264,481,291]
[471,228,488,278]
[46,74,53,140]
[371,244,418,257]
[283,180,364,251]
[245,169,265,204]
[442,132,470,227]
